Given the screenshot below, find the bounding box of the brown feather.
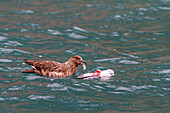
[22,69,35,73]
[22,55,86,77]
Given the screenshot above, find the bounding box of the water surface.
[0,0,170,112]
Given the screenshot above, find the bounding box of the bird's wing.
[33,61,61,71]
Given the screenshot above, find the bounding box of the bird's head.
[69,55,86,70]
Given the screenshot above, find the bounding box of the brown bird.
[22,55,86,77]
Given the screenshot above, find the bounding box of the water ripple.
[8,85,26,91]
[0,97,19,101]
[131,85,157,90]
[47,83,63,88]
[0,59,13,63]
[48,29,63,35]
[121,53,139,58]
[0,0,169,112]
[47,83,68,91]
[119,60,140,64]
[15,10,34,14]
[0,97,5,101]
[3,41,23,46]
[162,88,170,91]
[73,26,88,32]
[0,36,7,41]
[0,48,31,54]
[28,95,55,100]
[151,69,170,74]
[24,75,44,80]
[94,57,126,62]
[115,86,133,92]
[68,86,87,92]
[68,33,87,39]
[158,6,170,10]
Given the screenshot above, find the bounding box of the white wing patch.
[31,66,36,69]
[49,72,62,77]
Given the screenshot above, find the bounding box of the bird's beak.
[79,60,86,70]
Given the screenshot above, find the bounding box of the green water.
[0,0,170,112]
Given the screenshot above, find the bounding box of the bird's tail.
[21,58,35,73]
[21,58,34,65]
[22,69,35,73]
[21,58,27,62]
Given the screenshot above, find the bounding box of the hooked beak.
[79,60,86,64]
[79,60,86,70]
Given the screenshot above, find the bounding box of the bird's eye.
[76,57,80,60]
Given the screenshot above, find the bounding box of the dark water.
[0,0,170,112]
